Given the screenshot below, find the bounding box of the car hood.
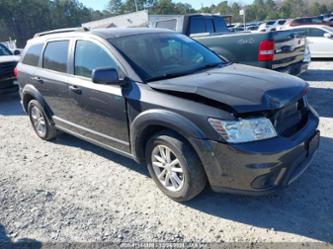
[0,55,20,63]
[148,64,308,113]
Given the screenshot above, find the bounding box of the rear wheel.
[28,100,58,141]
[146,131,207,202]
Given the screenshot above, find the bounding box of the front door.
[64,39,130,153]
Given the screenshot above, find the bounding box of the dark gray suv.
[16,28,320,201]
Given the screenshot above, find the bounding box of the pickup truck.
[149,14,310,75]
[0,43,20,94]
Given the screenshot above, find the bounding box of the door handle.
[69,85,82,94]
[32,76,44,84]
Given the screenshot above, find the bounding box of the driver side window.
[74,40,118,78]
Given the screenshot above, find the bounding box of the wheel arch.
[130,109,211,164]
[22,84,54,123]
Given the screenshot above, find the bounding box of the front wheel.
[146,131,207,202]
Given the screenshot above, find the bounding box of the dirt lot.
[0,61,332,245]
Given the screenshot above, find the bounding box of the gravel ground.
[0,61,332,245]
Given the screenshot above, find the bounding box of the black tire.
[145,130,207,202]
[28,100,58,141]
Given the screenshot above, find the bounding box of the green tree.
[107,0,123,15]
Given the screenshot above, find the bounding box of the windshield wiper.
[146,71,195,82]
[146,62,224,82]
[194,62,224,71]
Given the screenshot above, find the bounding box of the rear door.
[36,40,76,122]
[64,39,130,152]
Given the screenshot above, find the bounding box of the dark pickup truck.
[0,43,20,94]
[149,14,310,75]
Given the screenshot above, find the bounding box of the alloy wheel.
[30,106,47,137]
[151,145,185,192]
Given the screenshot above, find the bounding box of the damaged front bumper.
[192,109,320,195]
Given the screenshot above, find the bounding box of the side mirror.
[92,68,127,86]
[14,50,21,55]
[324,33,332,39]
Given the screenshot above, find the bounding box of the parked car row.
[231,13,333,33]
[228,13,333,59]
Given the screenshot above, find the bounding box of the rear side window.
[189,17,218,35]
[205,19,214,33]
[308,28,325,37]
[294,28,309,36]
[43,41,69,73]
[74,40,118,78]
[189,17,207,34]
[213,17,228,33]
[22,43,44,66]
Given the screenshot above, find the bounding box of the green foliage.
[198,0,333,22]
[107,0,123,14]
[0,0,99,47]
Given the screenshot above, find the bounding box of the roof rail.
[34,27,89,38]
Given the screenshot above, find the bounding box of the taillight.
[258,40,275,61]
[13,67,18,79]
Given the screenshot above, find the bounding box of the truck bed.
[194,30,307,73]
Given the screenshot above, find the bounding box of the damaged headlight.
[208,117,277,143]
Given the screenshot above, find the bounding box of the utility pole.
[243,10,246,30]
[239,9,246,30]
[134,0,138,11]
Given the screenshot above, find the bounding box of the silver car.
[289,25,333,58]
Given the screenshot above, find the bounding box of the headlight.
[208,117,277,143]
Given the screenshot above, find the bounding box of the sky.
[79,0,254,11]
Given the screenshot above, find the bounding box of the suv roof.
[91,28,173,39]
[31,27,173,42]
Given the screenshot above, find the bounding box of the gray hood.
[148,64,308,113]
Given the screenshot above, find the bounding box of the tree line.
[107,0,333,22]
[0,0,332,47]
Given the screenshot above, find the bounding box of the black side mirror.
[92,68,127,86]
[14,50,21,55]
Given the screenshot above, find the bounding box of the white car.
[287,25,333,58]
[258,19,286,32]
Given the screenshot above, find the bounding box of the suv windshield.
[0,44,12,56]
[109,33,224,82]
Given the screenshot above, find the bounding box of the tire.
[28,100,58,141]
[145,130,207,202]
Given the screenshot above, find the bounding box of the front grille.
[270,98,308,137]
[0,61,17,79]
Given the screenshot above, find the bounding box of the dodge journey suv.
[17,28,320,201]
